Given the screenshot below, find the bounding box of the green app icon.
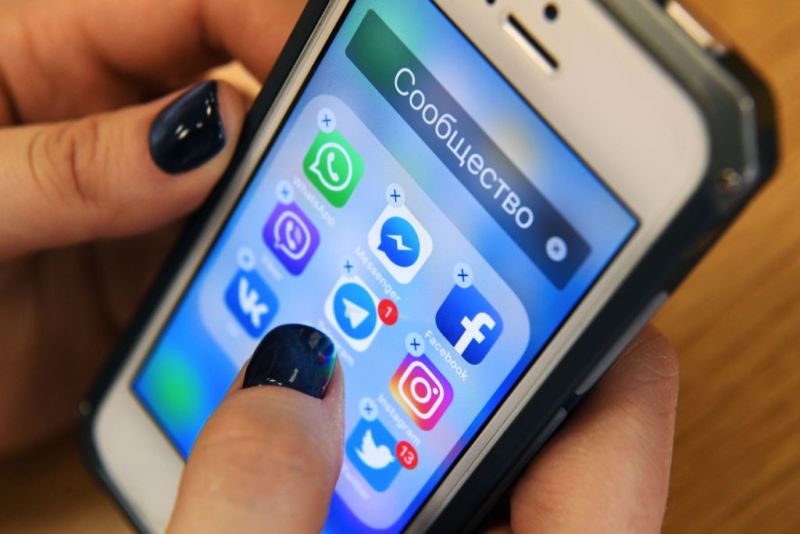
[303,130,364,208]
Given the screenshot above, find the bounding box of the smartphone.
[82,0,777,531]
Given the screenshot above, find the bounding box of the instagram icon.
[390,354,453,431]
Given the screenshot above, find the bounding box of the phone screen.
[132,1,637,531]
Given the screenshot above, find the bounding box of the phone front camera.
[544,3,559,21]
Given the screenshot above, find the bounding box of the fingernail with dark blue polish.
[149,81,226,175]
[243,324,337,399]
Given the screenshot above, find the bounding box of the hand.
[169,361,344,533]
[0,0,304,452]
[170,327,678,533]
[0,0,680,528]
[488,326,680,533]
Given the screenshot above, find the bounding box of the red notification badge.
[396,441,418,470]
[378,299,399,325]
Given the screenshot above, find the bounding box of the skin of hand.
[173,326,677,533]
[0,0,305,452]
[0,0,680,531]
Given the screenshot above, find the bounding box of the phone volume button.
[574,292,669,396]
[525,408,568,462]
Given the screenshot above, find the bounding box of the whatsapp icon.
[303,130,364,208]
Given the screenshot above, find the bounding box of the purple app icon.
[263,202,320,275]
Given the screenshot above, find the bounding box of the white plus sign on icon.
[359,397,378,421]
[452,263,473,288]
[385,183,405,207]
[317,107,336,132]
[405,332,425,356]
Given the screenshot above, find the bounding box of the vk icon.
[345,418,401,492]
[225,269,279,338]
[263,202,320,275]
[435,285,503,365]
[324,275,381,352]
[368,205,433,284]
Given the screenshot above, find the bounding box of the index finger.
[0,0,304,121]
[78,0,305,80]
[170,364,345,533]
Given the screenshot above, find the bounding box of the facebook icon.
[435,285,503,365]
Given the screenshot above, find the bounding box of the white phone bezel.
[91,0,709,531]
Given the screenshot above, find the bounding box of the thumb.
[169,326,344,534]
[508,326,679,533]
[0,80,245,259]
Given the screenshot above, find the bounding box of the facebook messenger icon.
[378,217,420,267]
[368,204,433,284]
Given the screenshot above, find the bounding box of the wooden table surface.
[1,0,799,532]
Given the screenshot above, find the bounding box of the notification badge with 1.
[378,299,398,326]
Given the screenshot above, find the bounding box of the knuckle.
[29,116,107,237]
[59,116,103,207]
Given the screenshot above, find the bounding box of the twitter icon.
[346,418,401,492]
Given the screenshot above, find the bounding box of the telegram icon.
[324,275,382,352]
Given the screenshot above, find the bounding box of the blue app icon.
[331,282,378,340]
[346,418,401,492]
[224,269,279,338]
[378,217,420,267]
[435,285,503,365]
[368,205,433,284]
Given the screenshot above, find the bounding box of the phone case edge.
[428,0,779,531]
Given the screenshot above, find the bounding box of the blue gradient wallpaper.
[133,1,637,531]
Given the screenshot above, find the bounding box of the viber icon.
[263,202,320,275]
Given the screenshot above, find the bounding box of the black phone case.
[80,1,778,532]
